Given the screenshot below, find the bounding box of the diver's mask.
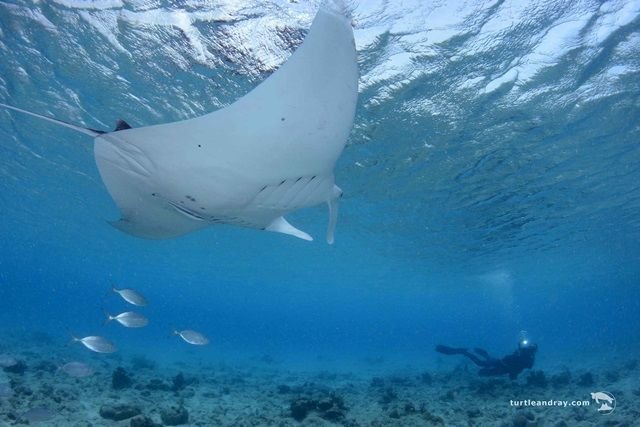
[518,330,536,351]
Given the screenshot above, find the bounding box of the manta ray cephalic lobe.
[0,1,358,244]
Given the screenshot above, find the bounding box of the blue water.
[0,0,639,396]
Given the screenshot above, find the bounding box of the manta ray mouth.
[164,198,258,228]
[166,200,208,222]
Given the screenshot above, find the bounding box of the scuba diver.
[435,334,538,379]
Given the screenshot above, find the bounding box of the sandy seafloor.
[0,331,638,427]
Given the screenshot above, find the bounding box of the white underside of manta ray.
[0,1,358,244]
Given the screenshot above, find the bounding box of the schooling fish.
[70,335,117,353]
[112,286,148,306]
[173,329,209,346]
[105,311,149,328]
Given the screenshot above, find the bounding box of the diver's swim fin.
[435,345,468,355]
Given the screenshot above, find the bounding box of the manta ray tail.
[0,102,104,137]
[266,217,312,241]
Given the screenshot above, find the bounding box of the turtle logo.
[590,391,615,414]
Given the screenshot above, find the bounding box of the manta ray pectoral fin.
[326,185,343,245]
[107,217,194,240]
[107,218,138,236]
[0,102,104,137]
[266,217,313,241]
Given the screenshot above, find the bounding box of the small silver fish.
[59,361,94,378]
[0,354,17,368]
[0,383,12,398]
[112,286,148,306]
[105,311,149,328]
[71,335,117,353]
[22,406,55,423]
[173,329,209,346]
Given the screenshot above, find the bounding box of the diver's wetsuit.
[435,344,538,379]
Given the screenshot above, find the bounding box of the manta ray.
[0,2,358,243]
